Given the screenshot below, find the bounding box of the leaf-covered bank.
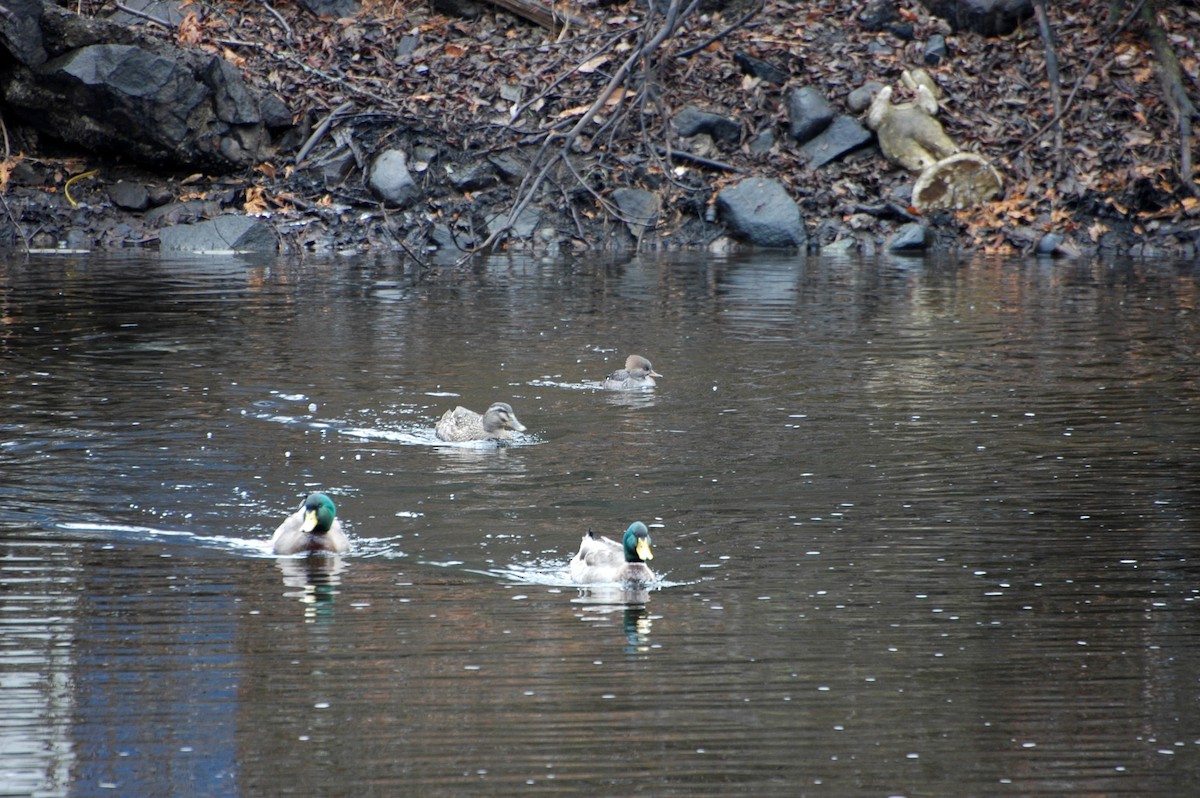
[1,0,1198,259]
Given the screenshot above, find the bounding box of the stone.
[800,116,872,168]
[488,154,526,182]
[366,149,419,207]
[63,229,93,251]
[1036,232,1064,256]
[319,150,356,189]
[430,223,476,252]
[106,0,189,27]
[487,206,540,239]
[846,82,886,114]
[887,222,929,251]
[158,215,277,253]
[258,94,293,129]
[716,177,807,249]
[0,0,48,66]
[821,237,858,255]
[748,128,776,155]
[786,87,834,144]
[859,0,900,31]
[924,34,949,66]
[610,188,660,240]
[446,161,498,193]
[144,199,214,227]
[733,52,788,85]
[107,180,150,211]
[673,108,741,145]
[860,0,914,39]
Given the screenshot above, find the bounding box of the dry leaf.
[578,55,609,74]
[176,12,203,47]
[244,186,268,214]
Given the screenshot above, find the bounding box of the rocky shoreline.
[1,0,1198,260]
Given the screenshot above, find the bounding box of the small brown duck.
[271,493,350,555]
[602,355,661,391]
[435,401,527,442]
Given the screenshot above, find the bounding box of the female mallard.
[602,355,662,391]
[271,492,350,555]
[435,401,527,442]
[569,521,655,584]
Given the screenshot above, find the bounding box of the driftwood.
[482,0,589,32]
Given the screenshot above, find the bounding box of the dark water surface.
[2,253,1198,797]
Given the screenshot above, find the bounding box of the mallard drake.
[271,492,350,555]
[435,402,527,442]
[602,355,662,391]
[569,521,655,584]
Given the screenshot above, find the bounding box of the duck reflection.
[604,390,658,410]
[434,441,529,474]
[571,586,655,656]
[275,554,347,622]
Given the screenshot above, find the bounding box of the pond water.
[2,252,1198,797]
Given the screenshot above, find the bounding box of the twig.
[112,1,174,29]
[259,0,293,42]
[0,110,29,255]
[653,145,746,173]
[457,0,698,263]
[1031,0,1063,178]
[1013,0,1145,154]
[295,101,354,166]
[674,0,763,59]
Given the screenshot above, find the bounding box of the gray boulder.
[158,215,277,254]
[887,222,929,252]
[611,188,659,240]
[786,86,834,144]
[107,180,150,211]
[367,149,420,207]
[800,116,872,168]
[716,177,806,249]
[673,108,741,145]
[0,0,268,171]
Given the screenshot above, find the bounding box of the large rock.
[800,116,872,168]
[611,188,659,240]
[0,0,47,66]
[673,108,741,146]
[786,87,834,145]
[366,149,420,207]
[716,177,806,249]
[158,215,278,254]
[0,0,268,171]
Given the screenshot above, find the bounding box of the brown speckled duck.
[435,401,527,442]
